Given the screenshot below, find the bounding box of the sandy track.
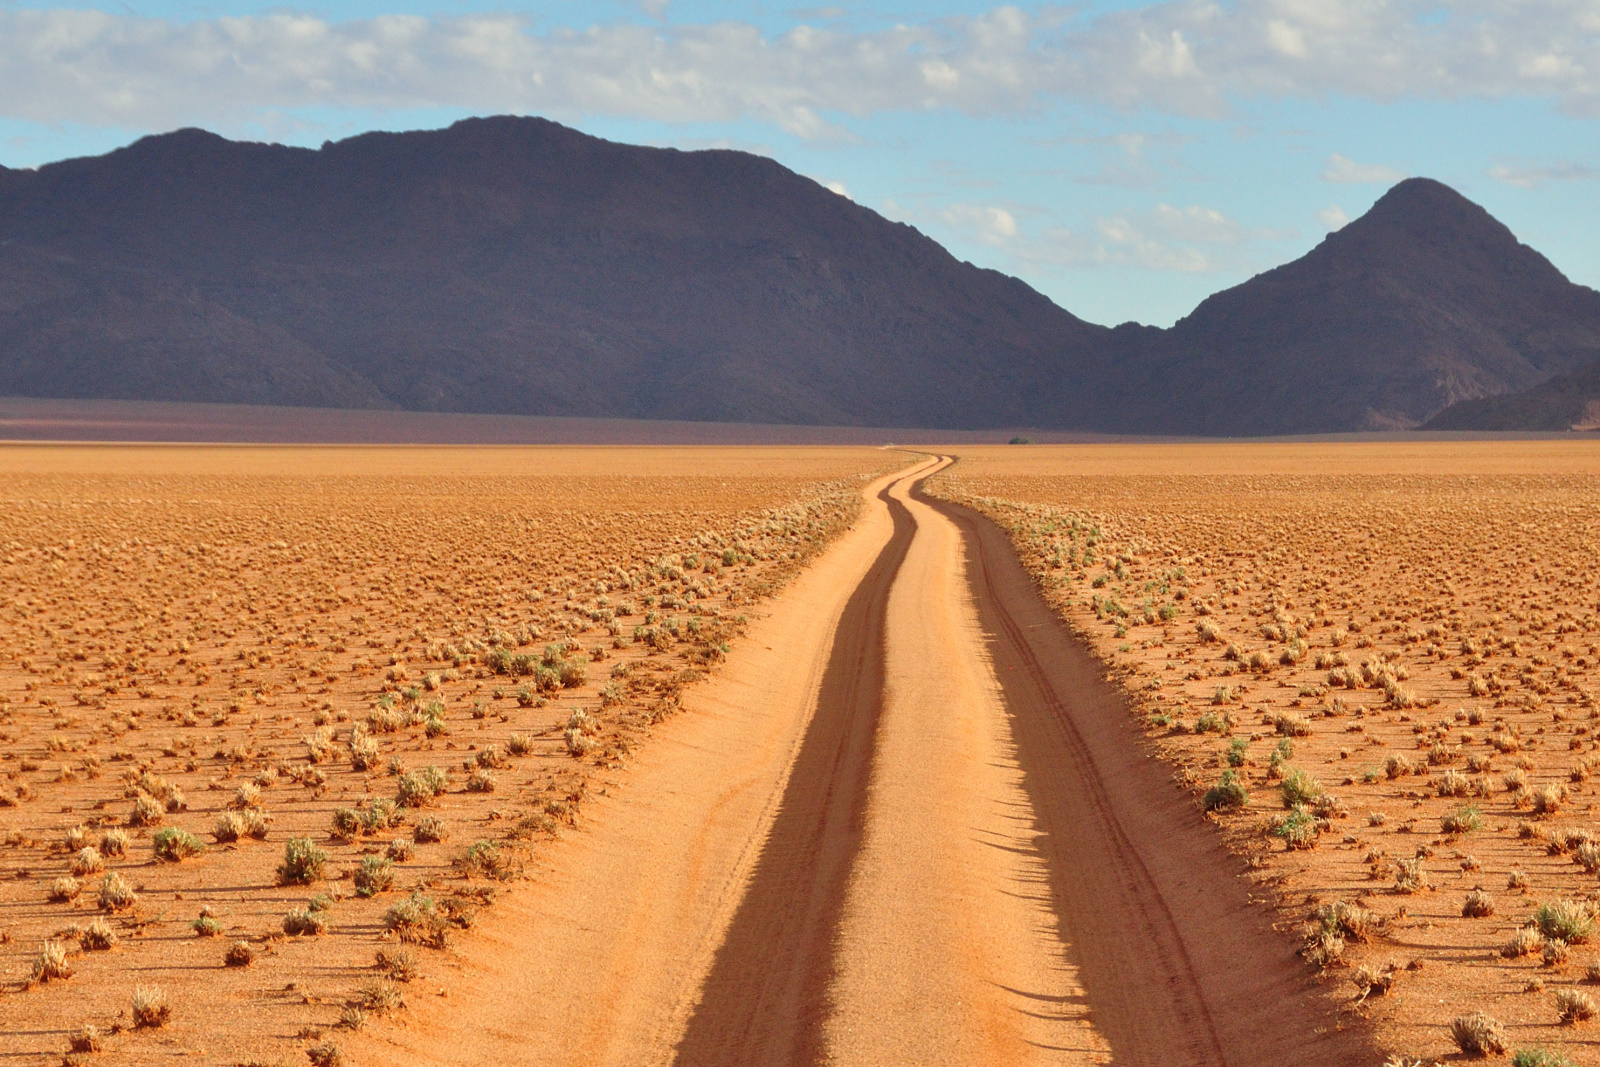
[354,457,936,1067]
[672,471,917,1064]
[823,463,1111,1065]
[923,485,1381,1066]
[363,454,1376,1067]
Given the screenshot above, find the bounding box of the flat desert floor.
[935,440,1600,1066]
[0,444,895,1066]
[4,438,1598,1067]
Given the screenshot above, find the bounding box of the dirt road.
[369,456,1377,1066]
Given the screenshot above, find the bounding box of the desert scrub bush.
[1535,783,1569,818]
[1302,926,1344,969]
[1435,769,1471,798]
[384,893,448,948]
[79,918,117,951]
[456,839,517,881]
[224,940,254,967]
[565,727,595,757]
[1202,770,1249,811]
[1555,987,1597,1023]
[362,799,399,835]
[69,846,104,877]
[348,729,380,771]
[307,1040,345,1067]
[151,827,205,862]
[1536,900,1595,944]
[1513,1050,1577,1067]
[413,816,447,844]
[1504,928,1546,958]
[396,766,449,807]
[355,978,403,1016]
[1196,620,1221,642]
[354,855,394,898]
[1352,961,1398,1000]
[98,828,128,857]
[1451,1012,1508,1056]
[385,837,415,861]
[1226,736,1248,767]
[1442,805,1483,835]
[331,807,362,840]
[1273,807,1319,850]
[1272,712,1311,738]
[69,1026,103,1054]
[277,836,327,885]
[98,872,137,912]
[465,768,497,793]
[507,733,535,756]
[49,876,81,902]
[1279,768,1324,808]
[1384,754,1418,779]
[193,914,223,937]
[132,985,171,1028]
[304,726,335,763]
[1317,900,1375,943]
[376,946,419,982]
[29,940,72,984]
[1394,857,1429,894]
[1464,890,1496,918]
[129,793,164,827]
[283,905,330,936]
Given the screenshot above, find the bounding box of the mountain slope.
[1120,179,1600,434]
[1423,358,1600,430]
[2,120,1598,433]
[0,118,1107,428]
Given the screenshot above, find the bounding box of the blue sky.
[1,0,1596,327]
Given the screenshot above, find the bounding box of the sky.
[1,1,1597,327]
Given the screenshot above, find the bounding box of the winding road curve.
[370,457,1377,1067]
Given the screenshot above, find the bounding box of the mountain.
[0,118,1104,428]
[2,119,1598,433]
[1423,358,1600,430]
[1113,178,1600,434]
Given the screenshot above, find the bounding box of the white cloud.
[934,198,1264,273]
[1318,203,1351,229]
[823,179,852,199]
[1323,153,1406,184]
[1488,160,1600,187]
[2,1,1600,134]
[939,203,1019,245]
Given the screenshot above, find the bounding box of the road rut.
[369,456,1379,1067]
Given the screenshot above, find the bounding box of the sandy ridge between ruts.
[821,458,1112,1064]
[348,456,937,1067]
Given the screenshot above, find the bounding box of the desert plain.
[1,438,1598,1067]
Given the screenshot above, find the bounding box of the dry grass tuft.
[1555,987,1597,1024]
[131,985,170,1028]
[1450,1011,1509,1056]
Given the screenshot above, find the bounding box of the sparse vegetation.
[132,985,171,1028]
[277,837,327,885]
[152,827,205,862]
[1450,1011,1508,1056]
[0,445,880,1058]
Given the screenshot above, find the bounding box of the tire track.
[919,476,1380,1067]
[671,476,919,1067]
